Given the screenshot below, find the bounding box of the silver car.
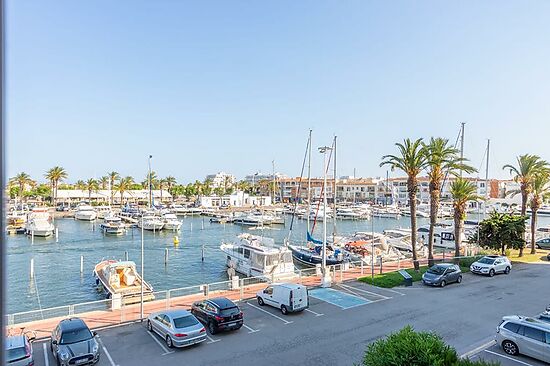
[5,334,35,366]
[51,318,100,366]
[147,309,207,348]
[496,315,550,363]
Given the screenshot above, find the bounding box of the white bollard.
[164,248,168,265]
[125,251,129,261]
[80,255,84,274]
[55,227,59,242]
[30,258,34,279]
[31,230,34,244]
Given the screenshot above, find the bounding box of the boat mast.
[319,144,332,288]
[332,135,337,243]
[460,122,466,177]
[148,155,152,209]
[484,139,490,218]
[272,160,276,204]
[307,130,312,237]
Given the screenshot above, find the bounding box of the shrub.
[458,256,484,269]
[362,326,499,366]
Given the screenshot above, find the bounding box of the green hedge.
[359,267,428,288]
[362,326,499,366]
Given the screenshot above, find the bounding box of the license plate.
[227,321,237,326]
[75,359,87,365]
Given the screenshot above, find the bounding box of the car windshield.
[478,257,496,264]
[427,266,446,275]
[220,306,240,316]
[6,347,28,362]
[60,328,92,345]
[173,315,199,329]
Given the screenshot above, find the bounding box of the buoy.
[173,236,179,246]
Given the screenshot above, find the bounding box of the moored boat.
[75,203,98,221]
[100,215,126,235]
[93,260,155,304]
[25,208,55,237]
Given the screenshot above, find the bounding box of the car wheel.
[504,266,510,275]
[147,320,153,332]
[489,269,495,277]
[440,280,446,288]
[281,305,288,315]
[166,335,173,348]
[502,340,519,356]
[257,297,264,306]
[208,321,217,335]
[457,275,462,284]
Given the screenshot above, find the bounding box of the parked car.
[536,237,550,250]
[147,309,206,348]
[496,315,550,363]
[470,255,512,277]
[50,318,100,366]
[191,297,243,334]
[422,263,462,287]
[256,283,308,314]
[5,333,35,366]
[547,252,550,261]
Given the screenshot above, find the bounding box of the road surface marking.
[370,286,406,296]
[97,337,119,366]
[246,302,293,324]
[304,308,324,317]
[309,287,370,310]
[339,283,391,299]
[42,343,49,366]
[146,331,174,355]
[484,350,536,366]
[206,335,221,344]
[242,324,260,333]
[460,339,496,359]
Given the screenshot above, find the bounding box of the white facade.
[199,191,271,208]
[245,172,288,185]
[205,172,236,188]
[56,189,172,203]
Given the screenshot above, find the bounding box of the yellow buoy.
[173,236,180,246]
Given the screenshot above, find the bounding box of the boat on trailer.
[93,260,155,304]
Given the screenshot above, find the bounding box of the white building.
[199,191,271,208]
[245,172,288,185]
[204,172,236,188]
[56,189,172,204]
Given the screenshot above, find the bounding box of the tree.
[99,176,109,190]
[450,178,483,258]
[223,175,233,195]
[423,137,476,265]
[10,172,33,201]
[75,180,86,190]
[475,212,527,255]
[381,138,427,270]
[107,171,120,204]
[213,187,225,196]
[503,154,549,256]
[164,176,177,201]
[115,176,134,206]
[45,166,68,205]
[202,179,213,196]
[529,171,550,254]
[85,178,99,202]
[159,178,166,202]
[236,180,253,194]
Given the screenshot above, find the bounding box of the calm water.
[6,214,549,313]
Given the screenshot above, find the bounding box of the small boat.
[288,243,348,266]
[100,216,126,235]
[234,213,266,226]
[75,203,98,221]
[162,212,182,231]
[6,215,27,234]
[93,260,155,304]
[137,213,165,231]
[220,233,295,278]
[96,206,113,219]
[25,208,55,237]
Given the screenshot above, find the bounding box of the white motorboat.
[74,203,97,221]
[336,207,363,220]
[417,222,460,249]
[162,212,182,231]
[137,213,165,231]
[234,213,266,226]
[372,206,401,219]
[25,208,55,237]
[220,233,295,278]
[93,260,155,304]
[96,206,113,219]
[100,215,126,235]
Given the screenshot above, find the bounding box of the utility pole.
[332,136,337,243]
[460,122,466,177]
[148,155,152,208]
[319,145,333,288]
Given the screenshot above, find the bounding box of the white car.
[470,255,512,277]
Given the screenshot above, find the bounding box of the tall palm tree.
[164,176,177,201]
[450,178,483,259]
[10,172,32,200]
[99,176,109,190]
[85,178,99,202]
[45,166,68,205]
[75,180,86,190]
[381,138,427,270]
[529,171,550,254]
[423,137,476,265]
[503,154,549,256]
[159,178,167,202]
[223,175,233,195]
[202,179,213,196]
[107,171,120,204]
[115,176,134,207]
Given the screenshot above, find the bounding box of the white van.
[256,283,309,314]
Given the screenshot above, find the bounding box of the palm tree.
[75,180,86,190]
[223,175,233,195]
[159,178,166,202]
[164,176,177,201]
[10,172,33,200]
[529,171,550,254]
[85,178,99,202]
[450,178,483,259]
[99,176,109,190]
[381,138,427,270]
[503,154,549,256]
[45,166,68,205]
[423,137,476,265]
[107,171,120,204]
[115,176,134,207]
[202,179,213,196]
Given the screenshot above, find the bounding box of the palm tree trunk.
[428,188,439,266]
[519,190,528,257]
[531,207,538,255]
[408,177,419,271]
[453,209,462,261]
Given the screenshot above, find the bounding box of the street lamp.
[141,155,151,321]
[319,145,333,288]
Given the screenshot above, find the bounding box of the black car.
[191,297,243,334]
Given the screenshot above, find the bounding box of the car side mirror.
[263,289,268,294]
[92,331,97,337]
[52,340,58,345]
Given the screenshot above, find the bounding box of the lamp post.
[319,145,333,288]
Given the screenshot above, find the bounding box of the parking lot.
[29,262,550,366]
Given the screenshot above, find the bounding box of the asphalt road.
[30,262,550,366]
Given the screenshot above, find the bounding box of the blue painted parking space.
[309,287,370,309]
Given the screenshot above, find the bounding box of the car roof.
[163,309,192,318]
[484,255,502,259]
[271,283,303,290]
[434,263,455,268]
[502,315,550,330]
[208,297,237,309]
[5,335,25,349]
[59,318,88,331]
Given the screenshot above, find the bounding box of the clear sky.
[6,0,550,184]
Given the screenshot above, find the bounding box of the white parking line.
[242,324,260,333]
[460,339,496,359]
[304,308,324,317]
[246,302,293,324]
[42,343,50,366]
[371,287,406,296]
[339,283,391,299]
[206,335,221,344]
[146,331,174,356]
[484,350,536,366]
[97,337,119,366]
[335,284,373,300]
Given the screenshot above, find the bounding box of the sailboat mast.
[307,130,312,235]
[484,139,490,218]
[332,135,337,243]
[460,122,465,177]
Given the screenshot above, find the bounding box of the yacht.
[334,231,404,264]
[162,212,182,231]
[137,212,165,231]
[417,222,459,249]
[93,260,155,304]
[336,207,363,220]
[96,206,112,219]
[25,208,55,237]
[372,206,401,219]
[100,215,126,235]
[288,240,349,266]
[74,203,97,221]
[233,213,266,226]
[220,233,295,278]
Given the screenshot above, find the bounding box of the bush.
[362,326,499,366]
[458,256,484,269]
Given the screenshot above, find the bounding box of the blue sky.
[6,0,550,183]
